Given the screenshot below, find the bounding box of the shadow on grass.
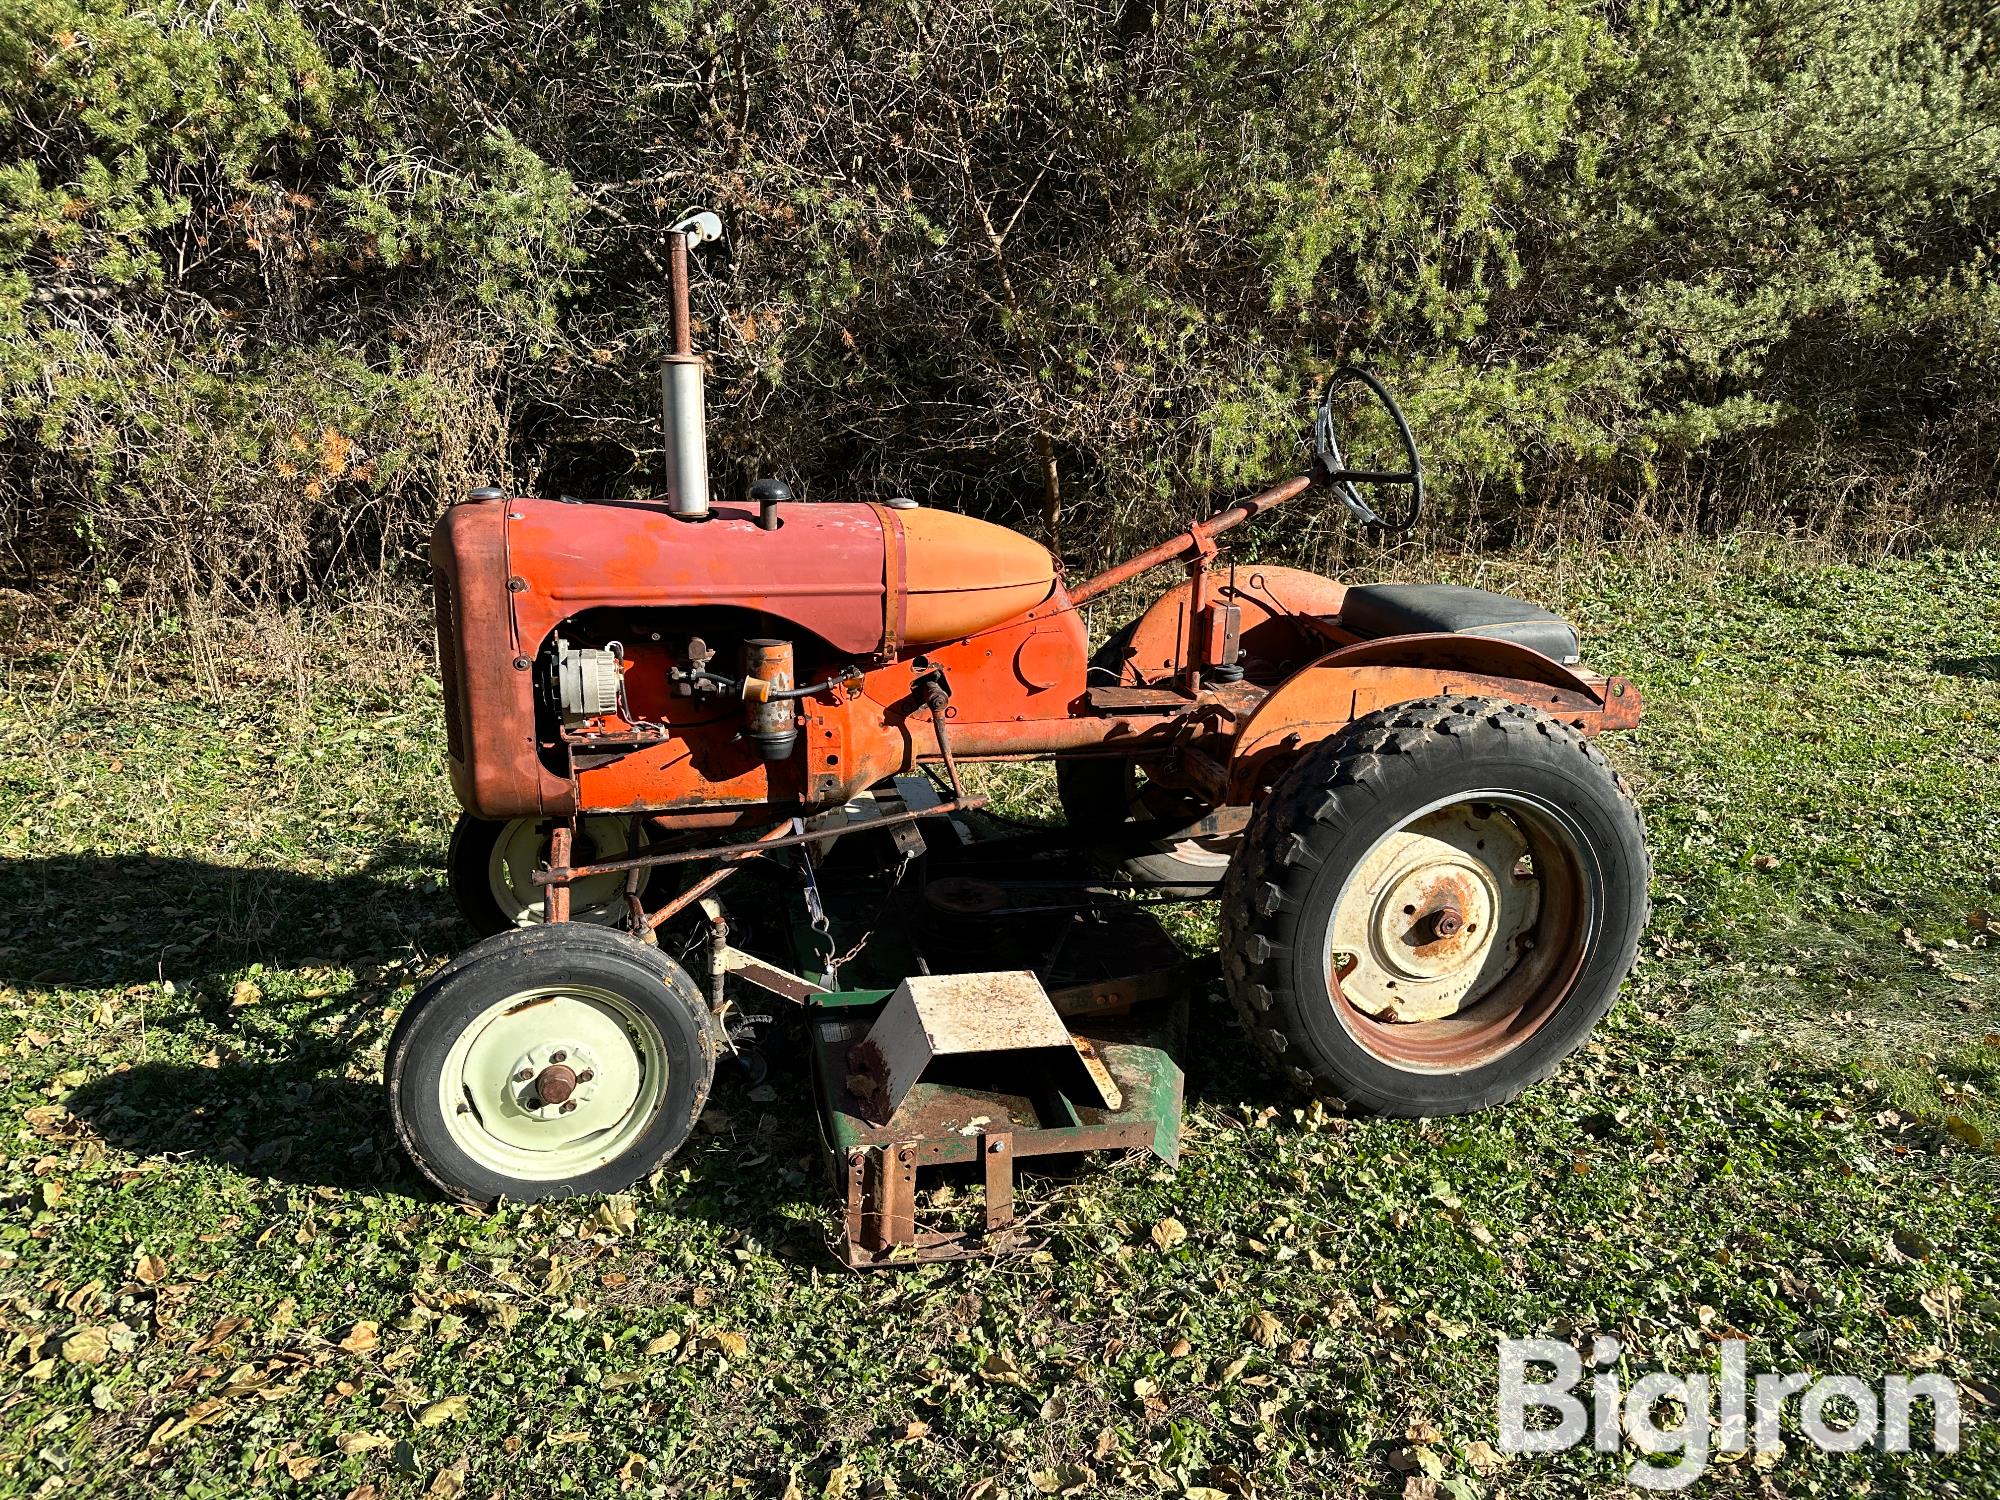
[1932,652,2000,680]
[61,1050,843,1264]
[17,845,1276,1255]
[65,1057,412,1194]
[0,844,460,993]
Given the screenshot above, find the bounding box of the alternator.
[553,640,623,719]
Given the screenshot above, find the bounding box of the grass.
[0,541,1997,1499]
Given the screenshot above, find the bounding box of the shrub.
[1,0,1996,600]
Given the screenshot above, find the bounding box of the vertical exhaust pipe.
[662,211,724,520]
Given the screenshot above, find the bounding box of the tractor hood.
[438,493,1059,659]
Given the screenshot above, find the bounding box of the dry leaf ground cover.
[1,542,1997,1498]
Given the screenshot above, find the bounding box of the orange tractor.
[388,215,1649,1209]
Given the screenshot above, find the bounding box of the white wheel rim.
[1327,801,1541,1022]
[488,817,639,927]
[437,985,668,1180]
[1131,775,1236,872]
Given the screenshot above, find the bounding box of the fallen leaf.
[1150,1217,1187,1252]
[644,1332,681,1356]
[1246,1310,1284,1347]
[426,1460,468,1500]
[134,1253,168,1285]
[979,1351,1027,1387]
[593,1197,638,1236]
[709,1330,748,1359]
[188,1316,251,1355]
[1463,1439,1506,1476]
[416,1396,468,1428]
[1944,1116,1984,1148]
[337,1432,394,1456]
[62,1327,110,1366]
[339,1321,380,1355]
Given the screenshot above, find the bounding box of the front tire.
[387,925,718,1203]
[1220,695,1648,1115]
[447,813,651,937]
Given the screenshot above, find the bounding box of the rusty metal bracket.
[535,796,986,886]
[839,1130,1024,1269]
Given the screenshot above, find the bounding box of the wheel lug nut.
[560,1100,577,1114]
[514,1069,533,1082]
[550,1050,567,1063]
[576,1069,593,1084]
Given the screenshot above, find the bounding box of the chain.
[794,822,840,981]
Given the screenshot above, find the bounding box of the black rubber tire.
[446,813,514,938]
[447,812,649,938]
[1220,694,1649,1114]
[1056,622,1233,895]
[386,924,718,1204]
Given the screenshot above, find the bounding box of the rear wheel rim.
[1321,791,1597,1072]
[1131,773,1235,874]
[488,817,637,926]
[436,984,668,1180]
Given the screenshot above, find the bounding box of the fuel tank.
[474,495,1054,654]
[895,507,1058,646]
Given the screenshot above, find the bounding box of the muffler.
[662,211,724,520]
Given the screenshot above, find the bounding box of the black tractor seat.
[1339,583,1580,665]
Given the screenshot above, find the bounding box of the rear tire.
[1220,695,1648,1114]
[387,925,718,1203]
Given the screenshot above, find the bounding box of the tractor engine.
[431,491,1066,822]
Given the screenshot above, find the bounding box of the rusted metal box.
[809,987,1185,1268]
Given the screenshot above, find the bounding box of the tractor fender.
[1116,565,1349,684]
[1225,633,1640,804]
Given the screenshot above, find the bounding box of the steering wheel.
[1313,366,1424,534]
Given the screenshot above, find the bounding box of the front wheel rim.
[488,817,637,927]
[1321,790,1599,1072]
[436,984,669,1180]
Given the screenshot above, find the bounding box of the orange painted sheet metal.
[433,499,574,819]
[513,496,894,655]
[1225,634,1643,803]
[1118,564,1351,685]
[894,507,1058,644]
